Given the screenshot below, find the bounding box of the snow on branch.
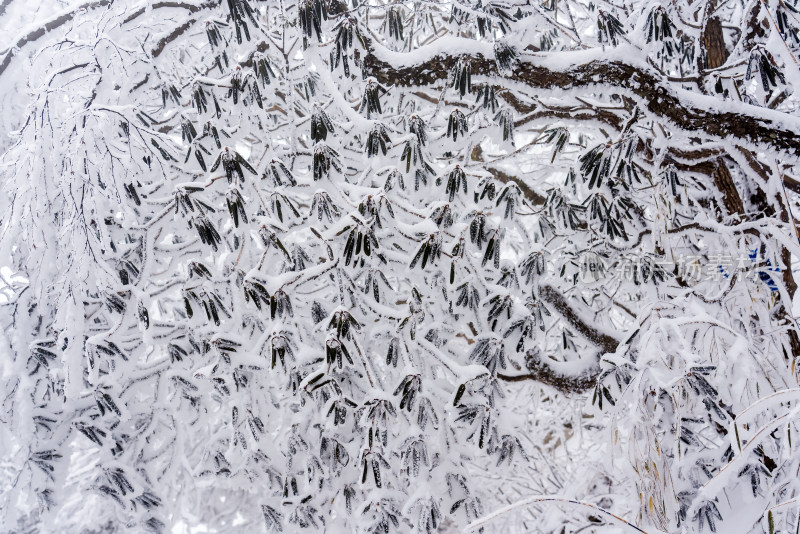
[363,44,800,157]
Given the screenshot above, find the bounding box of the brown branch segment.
[539,285,621,354]
[498,350,600,393]
[498,285,622,393]
[711,159,745,218]
[363,48,800,157]
[699,0,730,71]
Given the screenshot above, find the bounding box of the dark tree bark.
[699,0,730,70]
[712,159,744,219]
[363,48,800,157]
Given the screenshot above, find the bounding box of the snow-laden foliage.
[1,1,800,533]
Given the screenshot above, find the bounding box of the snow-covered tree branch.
[1,0,800,533]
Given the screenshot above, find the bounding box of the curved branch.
[466,494,657,533]
[0,0,110,78]
[498,285,622,393]
[0,1,219,78]
[363,42,800,157]
[498,350,600,393]
[153,19,198,57]
[122,1,218,24]
[539,284,621,354]
[130,1,222,57]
